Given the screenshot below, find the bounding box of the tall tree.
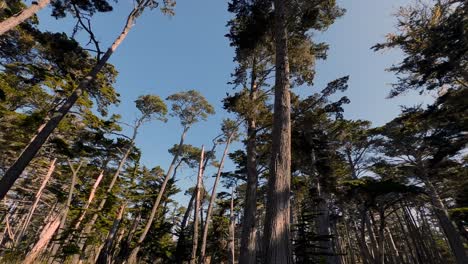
[263,0,292,262]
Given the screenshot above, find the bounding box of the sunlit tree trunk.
[0,0,51,36]
[16,158,56,244]
[190,146,205,264]
[73,170,104,230]
[200,136,233,263]
[22,211,61,264]
[263,0,292,262]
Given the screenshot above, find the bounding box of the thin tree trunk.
[0,2,142,201]
[424,178,468,264]
[376,209,386,264]
[115,211,141,264]
[190,146,205,264]
[49,160,82,259]
[200,136,232,263]
[0,0,51,36]
[73,170,104,230]
[263,0,292,263]
[16,158,56,244]
[229,186,236,264]
[127,128,190,263]
[22,211,61,264]
[175,190,196,263]
[96,202,125,264]
[240,73,259,264]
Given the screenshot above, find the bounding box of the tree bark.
[0,4,140,201]
[0,0,51,36]
[263,0,292,263]
[190,146,205,264]
[22,211,61,264]
[200,136,232,263]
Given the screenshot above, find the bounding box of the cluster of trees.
[0,0,466,263]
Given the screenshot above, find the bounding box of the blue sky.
[35,0,433,204]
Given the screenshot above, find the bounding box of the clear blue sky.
[35,0,433,204]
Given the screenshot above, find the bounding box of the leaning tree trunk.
[0,3,142,201]
[175,189,196,263]
[73,170,104,231]
[240,67,259,264]
[49,160,82,260]
[22,210,61,264]
[200,136,233,263]
[190,146,205,264]
[69,170,104,263]
[96,203,125,264]
[74,128,139,262]
[263,0,292,262]
[16,158,56,245]
[126,128,190,264]
[0,0,51,36]
[424,178,468,264]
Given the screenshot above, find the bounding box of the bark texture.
[0,0,50,36]
[263,0,292,263]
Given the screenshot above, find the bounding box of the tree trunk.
[73,170,104,230]
[240,74,259,264]
[175,190,196,263]
[127,128,190,263]
[200,136,232,263]
[0,0,51,36]
[376,209,386,264]
[263,0,292,263]
[0,2,140,201]
[96,203,125,264]
[16,158,56,244]
[115,211,141,264]
[22,211,61,264]
[49,160,82,259]
[190,146,205,264]
[229,186,236,264]
[424,179,468,264]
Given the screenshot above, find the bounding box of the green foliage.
[373,0,467,96]
[166,90,215,128]
[135,94,168,122]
